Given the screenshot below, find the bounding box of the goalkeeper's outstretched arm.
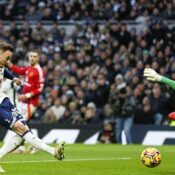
[161,76,175,90]
[144,68,175,121]
[143,68,175,90]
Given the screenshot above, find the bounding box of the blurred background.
[0,0,175,145]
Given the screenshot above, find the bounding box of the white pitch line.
[1,157,132,164]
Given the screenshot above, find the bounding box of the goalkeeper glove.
[143,68,162,82]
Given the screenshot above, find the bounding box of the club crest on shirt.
[29,72,34,77]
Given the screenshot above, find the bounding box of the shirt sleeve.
[11,65,27,75]
[30,83,44,97]
[4,69,14,80]
[161,76,175,89]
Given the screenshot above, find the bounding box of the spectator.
[134,96,154,124]
[0,1,174,126]
[25,5,40,21]
[41,8,56,21]
[84,102,101,123]
[43,98,66,123]
[111,86,136,144]
[149,83,169,125]
[97,120,115,143]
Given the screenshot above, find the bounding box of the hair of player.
[0,40,14,52]
[27,49,39,57]
[28,49,39,55]
[27,49,39,59]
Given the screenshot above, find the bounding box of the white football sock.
[22,131,55,155]
[0,134,23,159]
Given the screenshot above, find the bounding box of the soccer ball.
[140,147,161,168]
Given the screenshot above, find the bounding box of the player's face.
[28,52,39,66]
[0,50,12,68]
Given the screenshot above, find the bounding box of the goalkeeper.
[143,68,175,120]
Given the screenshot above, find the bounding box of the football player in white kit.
[0,40,65,172]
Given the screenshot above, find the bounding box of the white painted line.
[1,157,132,164]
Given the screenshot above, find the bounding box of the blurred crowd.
[0,0,175,127]
[0,0,175,21]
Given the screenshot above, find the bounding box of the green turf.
[0,144,175,175]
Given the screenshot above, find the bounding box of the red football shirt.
[11,64,45,107]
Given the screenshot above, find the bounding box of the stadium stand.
[0,0,175,126]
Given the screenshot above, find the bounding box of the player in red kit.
[6,50,45,121]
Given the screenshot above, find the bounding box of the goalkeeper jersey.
[11,64,45,107]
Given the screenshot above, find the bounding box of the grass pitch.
[0,144,175,175]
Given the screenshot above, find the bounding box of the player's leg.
[0,99,23,172]
[0,100,30,156]
[12,119,65,160]
[0,134,24,159]
[0,98,65,160]
[0,134,24,172]
[17,101,36,121]
[0,98,64,172]
[15,102,36,153]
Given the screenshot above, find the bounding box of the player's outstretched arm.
[143,68,162,82]
[143,68,175,90]
[6,61,26,75]
[161,76,175,90]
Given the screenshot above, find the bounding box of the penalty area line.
[1,157,132,164]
